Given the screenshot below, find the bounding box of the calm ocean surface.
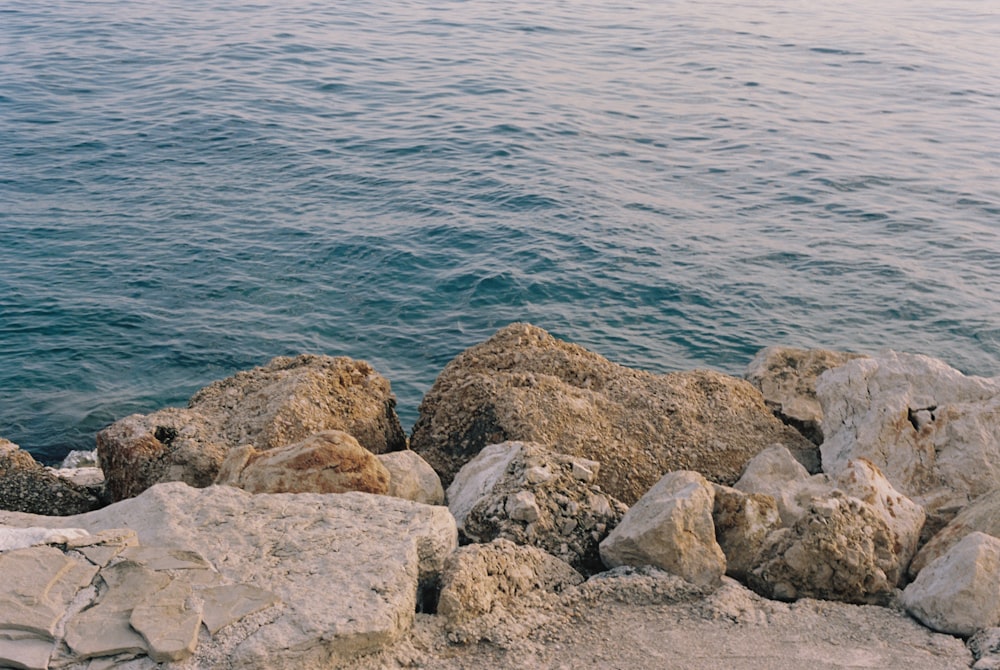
[2,1,999,463]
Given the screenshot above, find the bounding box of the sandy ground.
[351,571,973,670]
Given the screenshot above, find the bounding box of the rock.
[910,488,1000,579]
[817,351,1000,512]
[970,628,1000,670]
[447,441,627,574]
[0,545,99,637]
[98,355,407,501]
[411,323,817,505]
[745,346,866,444]
[902,532,1000,636]
[437,538,583,636]
[0,438,104,516]
[200,584,282,636]
[733,444,831,526]
[377,450,445,505]
[0,482,458,668]
[129,578,201,662]
[214,430,390,495]
[0,526,90,552]
[711,485,781,581]
[747,493,903,604]
[599,471,726,586]
[60,450,99,469]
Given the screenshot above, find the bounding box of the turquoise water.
[2,0,999,463]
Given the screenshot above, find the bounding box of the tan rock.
[910,487,1000,579]
[377,450,445,505]
[745,346,866,445]
[200,584,282,636]
[448,442,627,574]
[98,355,406,501]
[0,545,99,637]
[818,351,1000,511]
[733,444,830,526]
[411,323,816,505]
[0,438,103,516]
[712,485,781,580]
[214,431,390,495]
[0,629,53,670]
[600,471,726,586]
[437,538,583,636]
[130,578,201,662]
[902,532,1000,636]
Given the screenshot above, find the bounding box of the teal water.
[2,0,999,463]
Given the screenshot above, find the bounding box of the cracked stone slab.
[119,545,212,571]
[200,584,282,636]
[66,529,138,568]
[0,526,91,553]
[130,579,202,662]
[0,546,99,637]
[0,628,54,670]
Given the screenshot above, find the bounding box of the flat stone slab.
[0,629,54,670]
[201,584,282,636]
[130,579,201,662]
[0,546,99,637]
[0,482,458,669]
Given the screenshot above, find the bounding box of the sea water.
[2,0,998,462]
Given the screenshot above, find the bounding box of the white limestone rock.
[0,526,90,552]
[377,450,445,505]
[599,471,725,586]
[910,487,1000,579]
[902,531,1000,636]
[817,351,1000,512]
[0,481,458,669]
[733,444,831,526]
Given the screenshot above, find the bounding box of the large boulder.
[711,484,781,581]
[214,431,390,495]
[98,355,407,501]
[0,482,457,669]
[411,323,816,505]
[902,532,1000,637]
[599,471,726,586]
[733,444,830,526]
[817,351,1000,514]
[0,438,104,516]
[745,346,866,444]
[910,488,1000,579]
[446,441,627,574]
[377,450,445,505]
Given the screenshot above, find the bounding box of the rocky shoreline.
[1,322,998,669]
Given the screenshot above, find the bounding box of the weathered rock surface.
[910,487,1000,579]
[448,441,626,574]
[745,346,867,444]
[970,628,1000,670]
[377,450,445,505]
[411,323,817,505]
[0,438,104,516]
[214,430,390,495]
[817,351,1000,513]
[600,471,726,586]
[437,539,583,640]
[712,484,781,581]
[0,482,458,669]
[902,531,1000,636]
[733,444,832,526]
[97,355,407,501]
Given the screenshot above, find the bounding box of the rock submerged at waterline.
[1,324,998,668]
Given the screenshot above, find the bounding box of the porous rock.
[745,346,866,444]
[599,471,726,586]
[747,493,902,604]
[969,628,1000,670]
[733,444,832,526]
[411,323,816,505]
[902,531,1000,636]
[98,355,407,501]
[377,450,445,505]
[910,487,1000,579]
[447,441,626,574]
[214,430,390,495]
[711,484,781,580]
[437,538,583,635]
[0,481,458,669]
[818,351,1000,512]
[0,438,104,516]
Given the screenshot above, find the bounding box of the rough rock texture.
[0,438,104,516]
[447,442,626,574]
[0,482,458,669]
[910,487,1000,579]
[747,493,903,604]
[437,539,583,640]
[712,484,781,581]
[733,444,833,526]
[377,450,445,505]
[818,351,1000,512]
[600,471,726,586]
[214,430,390,495]
[411,323,817,505]
[97,355,407,501]
[745,346,867,444]
[902,531,1000,636]
[970,628,1000,670]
